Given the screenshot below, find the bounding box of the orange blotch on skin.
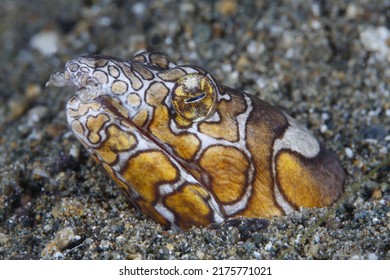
[102,162,169,227]
[108,65,120,78]
[199,94,246,142]
[71,120,84,136]
[111,80,128,95]
[86,114,110,144]
[164,184,212,230]
[199,146,248,204]
[276,151,340,208]
[132,109,149,127]
[157,68,186,81]
[127,93,142,107]
[121,151,178,202]
[96,125,137,164]
[174,114,192,128]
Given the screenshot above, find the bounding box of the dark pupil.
[185,92,206,103]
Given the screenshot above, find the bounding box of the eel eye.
[172,73,217,122]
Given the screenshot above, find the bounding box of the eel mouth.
[47,71,103,102]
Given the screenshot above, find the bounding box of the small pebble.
[253,251,261,259]
[30,30,59,57]
[346,4,362,19]
[99,240,112,250]
[132,2,146,17]
[25,84,42,99]
[344,147,354,158]
[115,235,126,246]
[166,243,174,251]
[360,26,390,61]
[196,250,205,260]
[27,106,48,125]
[41,227,76,259]
[265,241,272,251]
[69,144,80,159]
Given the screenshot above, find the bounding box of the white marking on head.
[273,114,320,158]
[272,113,321,212]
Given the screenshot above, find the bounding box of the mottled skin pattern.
[47,52,346,231]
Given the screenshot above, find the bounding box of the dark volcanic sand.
[0,0,388,259]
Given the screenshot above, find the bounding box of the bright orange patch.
[121,151,177,202]
[96,125,137,164]
[199,94,246,141]
[199,146,248,204]
[86,114,109,144]
[164,184,211,229]
[276,152,333,207]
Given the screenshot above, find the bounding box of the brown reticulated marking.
[80,74,90,86]
[80,66,90,73]
[68,63,79,72]
[96,124,137,165]
[93,70,109,84]
[199,92,246,142]
[237,97,288,218]
[146,82,200,160]
[67,101,102,118]
[174,114,192,128]
[118,63,143,90]
[85,113,110,144]
[132,63,154,80]
[80,57,108,68]
[157,68,186,82]
[67,96,78,106]
[121,150,178,203]
[103,96,129,119]
[127,93,142,107]
[199,146,249,204]
[108,65,120,78]
[164,184,213,230]
[275,148,345,208]
[71,120,84,136]
[150,52,176,69]
[131,53,146,63]
[111,80,128,95]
